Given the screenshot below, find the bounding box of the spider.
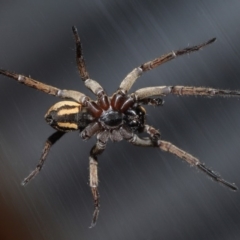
[0,26,239,228]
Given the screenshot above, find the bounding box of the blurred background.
[0,1,240,239]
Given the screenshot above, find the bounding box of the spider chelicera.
[0,26,239,227]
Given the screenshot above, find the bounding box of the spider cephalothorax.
[0,26,239,228]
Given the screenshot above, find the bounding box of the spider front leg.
[140,38,216,72]
[117,38,216,94]
[72,26,110,110]
[22,131,65,185]
[120,126,237,191]
[131,86,240,100]
[159,140,238,190]
[72,26,90,82]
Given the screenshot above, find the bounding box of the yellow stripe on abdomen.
[57,122,78,130]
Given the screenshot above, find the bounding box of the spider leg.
[117,38,216,94]
[72,26,109,104]
[143,124,161,145]
[159,140,238,191]
[138,97,164,107]
[80,122,102,140]
[89,131,109,228]
[141,38,216,72]
[0,69,89,103]
[21,131,65,185]
[72,26,90,81]
[131,86,240,100]
[120,126,237,191]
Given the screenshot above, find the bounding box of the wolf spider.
[0,26,238,227]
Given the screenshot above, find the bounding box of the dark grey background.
[0,1,240,240]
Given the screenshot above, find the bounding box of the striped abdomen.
[45,101,93,132]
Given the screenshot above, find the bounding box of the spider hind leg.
[21,131,65,186]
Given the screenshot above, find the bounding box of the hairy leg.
[131,86,240,100]
[159,140,237,190]
[120,126,237,191]
[0,69,88,103]
[140,38,216,72]
[117,38,216,94]
[89,131,109,228]
[22,131,65,185]
[72,26,109,107]
[72,26,90,81]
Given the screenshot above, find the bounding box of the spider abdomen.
[45,101,92,131]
